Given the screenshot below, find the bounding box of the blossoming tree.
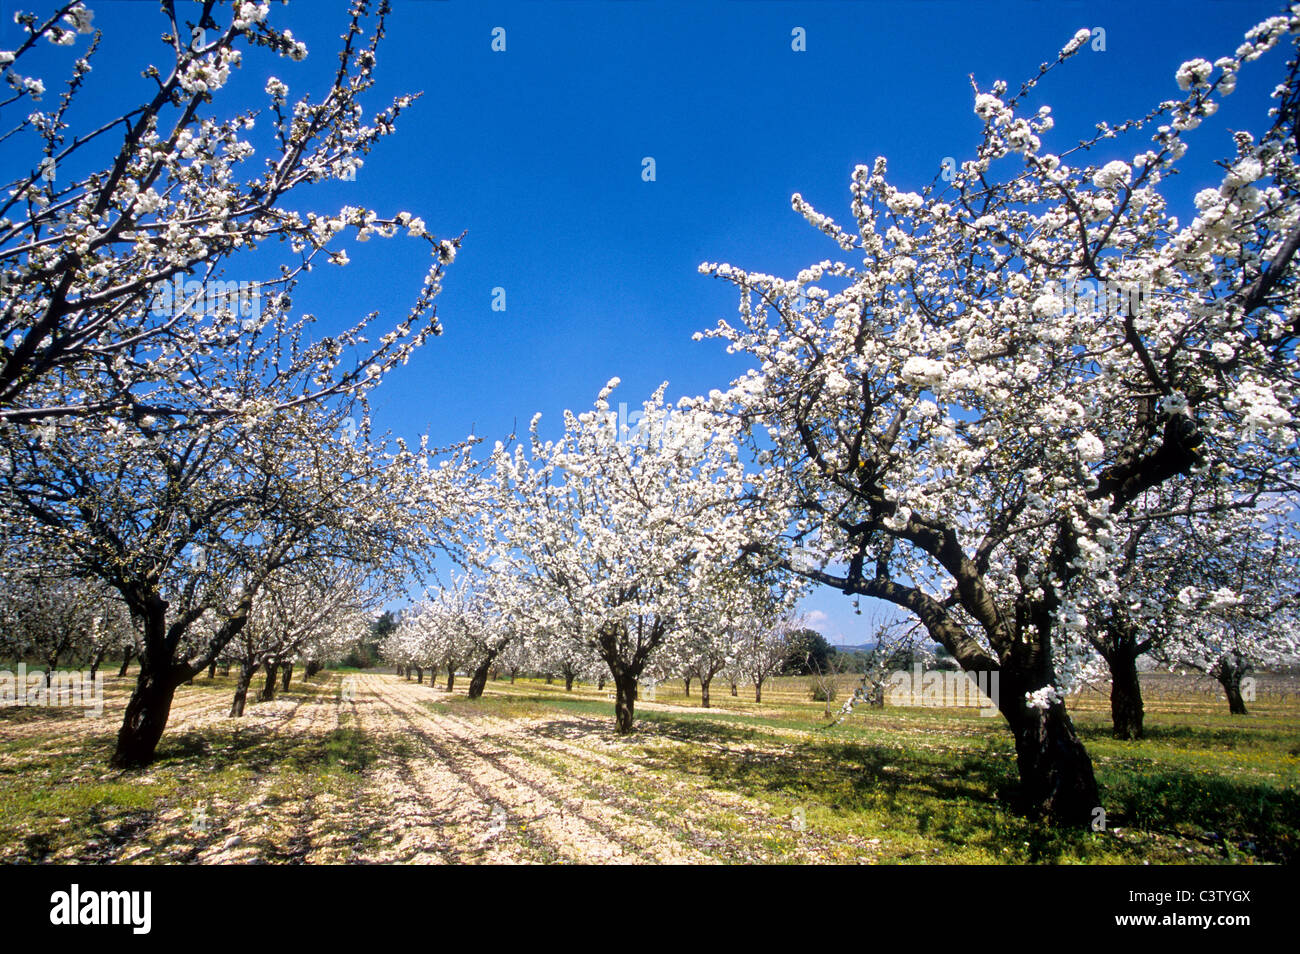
[2,390,476,764]
[224,562,378,717]
[1153,497,1300,715]
[490,381,785,732]
[0,0,476,767]
[698,13,1300,823]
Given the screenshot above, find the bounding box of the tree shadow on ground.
[154,723,379,776]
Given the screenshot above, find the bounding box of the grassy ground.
[0,668,1295,864]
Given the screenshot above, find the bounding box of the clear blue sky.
[7,0,1288,643]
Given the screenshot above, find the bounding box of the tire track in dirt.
[362,674,648,864]
[295,676,370,863]
[452,712,795,863]
[317,677,399,862]
[263,682,340,863]
[427,703,710,864]
[266,673,386,864]
[349,674,542,863]
[448,713,762,858]
[344,674,481,863]
[434,705,876,863]
[360,674,584,863]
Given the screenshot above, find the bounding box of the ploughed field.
[0,669,1296,864]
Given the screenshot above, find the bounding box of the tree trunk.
[753,678,764,704]
[683,676,691,696]
[468,654,497,700]
[997,666,1100,826]
[1008,705,1099,825]
[305,660,322,679]
[545,673,553,685]
[564,672,575,692]
[597,674,605,691]
[220,661,232,677]
[446,666,456,693]
[613,670,638,734]
[230,662,256,718]
[117,645,134,678]
[700,677,712,708]
[112,666,182,766]
[259,661,278,702]
[88,646,107,681]
[1214,657,1249,715]
[1103,646,1144,740]
[208,659,218,679]
[730,680,738,697]
[110,587,254,766]
[280,662,293,691]
[510,667,517,684]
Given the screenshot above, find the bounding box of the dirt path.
[353,673,710,863]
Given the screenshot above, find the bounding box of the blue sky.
[6,0,1289,643]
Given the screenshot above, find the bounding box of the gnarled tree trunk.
[902,594,1101,825]
[612,669,638,734]
[995,661,1099,826]
[112,665,184,766]
[111,596,195,767]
